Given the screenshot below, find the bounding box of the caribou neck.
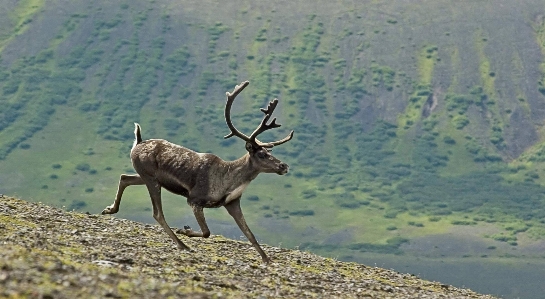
[224,154,260,184]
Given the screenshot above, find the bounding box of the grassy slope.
[1,0,545,259]
[0,196,497,298]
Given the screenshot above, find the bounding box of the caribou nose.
[279,163,288,170]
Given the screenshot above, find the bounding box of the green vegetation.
[301,236,409,255]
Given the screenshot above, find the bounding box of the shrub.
[220,138,236,147]
[69,200,87,210]
[163,118,182,131]
[76,163,91,171]
[443,136,456,144]
[348,237,408,254]
[289,209,315,216]
[301,189,317,199]
[490,234,516,243]
[79,102,99,112]
[451,220,476,225]
[171,107,186,117]
[334,193,369,209]
[383,211,398,219]
[3,80,20,95]
[453,115,469,129]
[408,221,424,227]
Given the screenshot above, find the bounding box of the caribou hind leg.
[144,179,191,251]
[102,174,145,215]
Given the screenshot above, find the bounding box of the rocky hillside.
[0,196,496,298]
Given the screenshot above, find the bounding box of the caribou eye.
[256,151,267,159]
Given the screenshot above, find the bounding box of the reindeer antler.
[224,81,251,141]
[224,81,294,148]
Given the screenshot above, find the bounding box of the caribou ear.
[245,142,255,153]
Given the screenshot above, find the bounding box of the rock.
[92,260,119,267]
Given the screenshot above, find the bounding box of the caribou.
[101,81,294,263]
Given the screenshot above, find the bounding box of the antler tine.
[255,130,294,148]
[249,98,294,148]
[260,99,279,115]
[224,81,251,141]
[248,99,279,143]
[224,81,294,148]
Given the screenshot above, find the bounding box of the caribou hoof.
[177,243,193,252]
[101,205,117,215]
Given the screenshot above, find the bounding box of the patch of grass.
[418,45,437,85]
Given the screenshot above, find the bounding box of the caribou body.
[102,81,293,263]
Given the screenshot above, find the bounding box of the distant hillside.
[2,0,545,263]
[0,196,497,298]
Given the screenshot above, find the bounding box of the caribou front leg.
[177,204,211,238]
[224,198,270,263]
